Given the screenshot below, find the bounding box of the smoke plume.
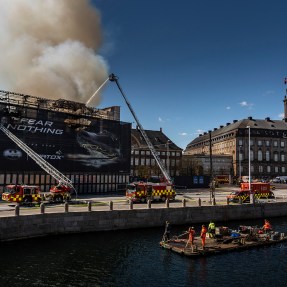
[0,0,108,106]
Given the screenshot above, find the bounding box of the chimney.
[233,120,238,123]
[265,117,271,121]
[248,116,253,120]
[160,127,162,132]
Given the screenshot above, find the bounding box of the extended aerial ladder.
[0,124,75,191]
[109,73,173,184]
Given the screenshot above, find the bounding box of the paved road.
[0,184,286,217]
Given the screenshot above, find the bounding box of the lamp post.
[209,131,214,201]
[246,126,251,191]
[239,145,242,180]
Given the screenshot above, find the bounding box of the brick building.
[131,127,182,179]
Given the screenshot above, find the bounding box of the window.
[267,166,271,173]
[250,140,254,146]
[258,150,263,161]
[282,167,286,173]
[274,152,279,162]
[281,153,285,162]
[274,141,278,147]
[281,141,285,148]
[259,166,263,173]
[266,141,270,147]
[239,139,243,146]
[266,150,270,161]
[258,140,262,146]
[250,150,254,161]
[275,166,279,173]
[251,165,254,173]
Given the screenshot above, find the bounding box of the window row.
[133,150,181,156]
[239,150,285,162]
[238,139,285,147]
[240,165,286,174]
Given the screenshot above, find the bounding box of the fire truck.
[126,181,176,203]
[0,124,75,204]
[109,74,175,203]
[2,184,42,203]
[227,182,275,203]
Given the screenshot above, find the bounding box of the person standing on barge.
[201,225,208,249]
[185,227,195,249]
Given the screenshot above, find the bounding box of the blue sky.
[93,0,287,149]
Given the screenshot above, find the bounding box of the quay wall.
[1,202,287,242]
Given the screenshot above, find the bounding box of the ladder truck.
[0,124,75,203]
[108,74,175,202]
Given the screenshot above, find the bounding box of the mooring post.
[198,198,201,207]
[165,198,169,208]
[87,201,92,212]
[129,200,133,210]
[212,197,216,206]
[147,199,151,209]
[182,198,186,207]
[40,203,45,214]
[15,204,20,216]
[64,202,69,213]
[109,201,113,211]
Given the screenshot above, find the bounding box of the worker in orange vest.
[201,225,208,249]
[263,219,272,233]
[185,227,195,249]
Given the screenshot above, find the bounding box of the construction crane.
[109,73,172,184]
[0,124,74,191]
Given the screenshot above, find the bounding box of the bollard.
[182,198,186,207]
[40,203,45,214]
[15,204,20,216]
[239,198,243,205]
[129,200,133,210]
[64,202,69,213]
[250,193,255,204]
[227,198,229,205]
[198,198,201,207]
[147,199,151,209]
[109,201,113,211]
[166,198,170,208]
[87,201,92,212]
[212,197,216,206]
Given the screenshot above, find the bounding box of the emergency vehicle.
[2,184,41,203]
[44,183,72,202]
[126,181,176,203]
[227,182,275,203]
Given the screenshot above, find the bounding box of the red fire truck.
[126,181,176,203]
[227,182,275,203]
[2,184,42,203]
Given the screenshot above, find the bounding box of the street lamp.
[239,145,242,180]
[246,126,251,191]
[209,131,214,201]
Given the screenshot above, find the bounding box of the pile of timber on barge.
[160,226,287,258]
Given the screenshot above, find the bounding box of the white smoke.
[0,0,108,106]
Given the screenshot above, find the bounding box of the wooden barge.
[160,227,287,258]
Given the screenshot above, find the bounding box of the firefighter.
[208,221,216,238]
[201,225,207,249]
[263,219,272,233]
[185,227,195,249]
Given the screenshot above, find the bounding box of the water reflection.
[0,218,287,286]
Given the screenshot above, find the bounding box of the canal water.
[1,217,287,287]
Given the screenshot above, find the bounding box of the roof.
[131,128,182,151]
[186,117,287,148]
